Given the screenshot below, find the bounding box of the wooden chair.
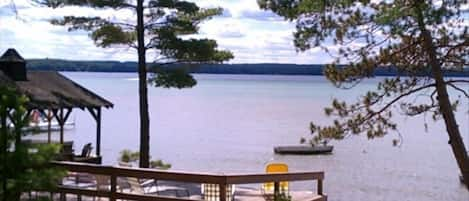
[93,174,110,201]
[73,143,99,163]
[58,141,74,161]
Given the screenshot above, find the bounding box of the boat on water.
[27,120,75,132]
[274,145,333,155]
[26,110,75,132]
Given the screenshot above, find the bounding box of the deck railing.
[52,161,326,201]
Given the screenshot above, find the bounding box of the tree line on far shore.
[26,59,469,77]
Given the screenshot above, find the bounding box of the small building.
[0,48,113,163]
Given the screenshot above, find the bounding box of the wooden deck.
[26,189,326,201]
[35,161,327,201]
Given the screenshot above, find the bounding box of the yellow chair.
[262,163,289,197]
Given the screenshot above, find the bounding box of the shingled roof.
[0,48,25,62]
[0,71,113,109]
[0,49,113,110]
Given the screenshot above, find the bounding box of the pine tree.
[259,0,469,187]
[0,87,65,201]
[38,0,233,167]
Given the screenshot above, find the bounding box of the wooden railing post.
[274,181,280,200]
[110,174,117,201]
[317,179,323,195]
[219,183,227,201]
[59,192,65,201]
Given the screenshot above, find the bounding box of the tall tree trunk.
[416,2,469,188]
[136,0,150,168]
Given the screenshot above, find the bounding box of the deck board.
[234,188,326,201]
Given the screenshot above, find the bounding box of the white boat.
[26,110,75,132]
[27,120,75,132]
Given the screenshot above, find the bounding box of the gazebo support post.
[47,109,52,143]
[6,109,31,147]
[87,107,102,156]
[52,108,72,145]
[38,109,54,143]
[51,109,59,142]
[96,108,101,156]
[6,111,18,147]
[59,109,63,144]
[19,109,32,146]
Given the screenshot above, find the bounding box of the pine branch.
[442,39,469,59]
[446,80,469,84]
[36,0,136,9]
[447,83,469,99]
[360,83,436,123]
[144,22,168,29]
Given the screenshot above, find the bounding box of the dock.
[274,145,333,155]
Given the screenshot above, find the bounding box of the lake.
[27,72,469,201]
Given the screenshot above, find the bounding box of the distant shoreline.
[27,59,469,77]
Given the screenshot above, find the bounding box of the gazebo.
[0,48,113,163]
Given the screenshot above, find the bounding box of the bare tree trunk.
[136,0,150,168]
[416,3,469,188]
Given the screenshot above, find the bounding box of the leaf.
[91,24,135,47]
[0,87,65,200]
[36,0,129,9]
[149,68,196,89]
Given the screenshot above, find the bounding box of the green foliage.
[150,159,171,170]
[36,0,130,9]
[40,0,233,89]
[39,0,233,168]
[149,68,196,89]
[118,149,171,170]
[91,24,136,48]
[119,149,140,163]
[0,87,66,201]
[24,59,469,75]
[260,1,468,144]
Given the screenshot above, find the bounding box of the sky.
[0,0,332,64]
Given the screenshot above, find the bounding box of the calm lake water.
[29,72,469,201]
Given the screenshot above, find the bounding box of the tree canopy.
[259,0,469,187]
[42,0,233,66]
[38,0,233,168]
[0,87,65,201]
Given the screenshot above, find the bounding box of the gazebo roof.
[0,48,25,62]
[0,70,113,110]
[0,49,111,160]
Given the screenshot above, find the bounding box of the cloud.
[0,4,18,16]
[217,30,244,38]
[0,0,335,64]
[200,19,246,38]
[221,9,232,18]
